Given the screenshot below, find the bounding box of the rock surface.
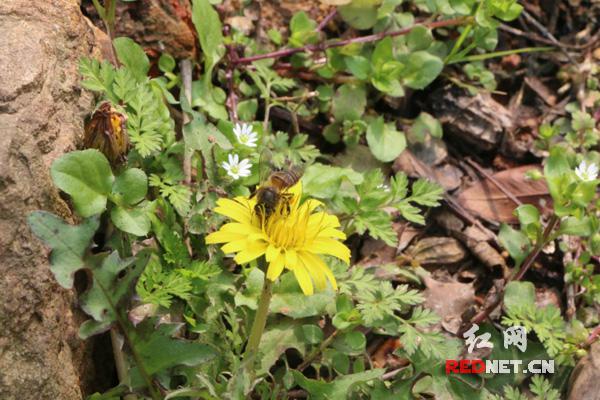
[568,342,600,400]
[0,1,102,399]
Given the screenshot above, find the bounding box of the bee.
[83,101,130,165]
[253,167,303,219]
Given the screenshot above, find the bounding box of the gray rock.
[0,1,104,399]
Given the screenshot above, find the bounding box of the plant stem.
[244,276,273,376]
[180,59,193,185]
[98,279,161,400]
[464,214,560,330]
[297,329,339,372]
[110,328,137,400]
[234,17,471,65]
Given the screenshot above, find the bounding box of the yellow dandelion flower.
[206,182,350,295]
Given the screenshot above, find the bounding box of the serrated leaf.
[410,179,444,206]
[28,211,100,289]
[50,149,114,217]
[292,368,385,399]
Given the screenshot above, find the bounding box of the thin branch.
[234,17,470,65]
[316,9,337,32]
[297,330,339,372]
[464,214,560,331]
[465,158,522,207]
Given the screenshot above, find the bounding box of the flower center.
[260,200,308,249]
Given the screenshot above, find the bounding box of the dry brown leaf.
[423,274,475,334]
[456,165,550,223]
[406,237,467,266]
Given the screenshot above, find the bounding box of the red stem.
[234,17,470,65]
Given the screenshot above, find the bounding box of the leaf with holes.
[28,211,100,289]
[79,250,151,338]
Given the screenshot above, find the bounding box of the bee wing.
[258,148,275,185]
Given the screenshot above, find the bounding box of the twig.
[225,43,239,122]
[520,9,576,63]
[464,214,560,330]
[585,323,600,347]
[381,367,405,381]
[234,17,470,65]
[465,158,522,207]
[180,60,193,185]
[316,9,337,32]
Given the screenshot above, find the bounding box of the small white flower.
[575,160,599,182]
[233,123,258,148]
[377,183,390,192]
[222,154,252,180]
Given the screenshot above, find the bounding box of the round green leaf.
[112,168,148,206]
[338,4,378,30]
[332,353,350,374]
[407,25,433,51]
[111,206,151,236]
[402,51,443,90]
[332,84,366,122]
[301,324,324,344]
[366,117,406,162]
[50,149,114,217]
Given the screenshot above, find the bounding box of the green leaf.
[544,147,571,203]
[407,25,433,51]
[332,83,366,122]
[558,216,593,236]
[366,117,406,162]
[51,150,114,217]
[191,0,224,76]
[79,251,149,338]
[503,281,535,312]
[302,163,363,199]
[257,320,306,375]
[402,51,443,89]
[301,324,324,344]
[292,368,385,399]
[345,56,371,79]
[271,273,335,318]
[498,224,530,267]
[236,99,258,121]
[158,53,176,73]
[409,179,444,206]
[410,112,443,141]
[514,204,540,239]
[110,206,151,236]
[338,3,379,30]
[132,320,217,378]
[113,37,150,81]
[28,211,100,289]
[112,168,148,206]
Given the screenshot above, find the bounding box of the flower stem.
[244,275,273,376]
